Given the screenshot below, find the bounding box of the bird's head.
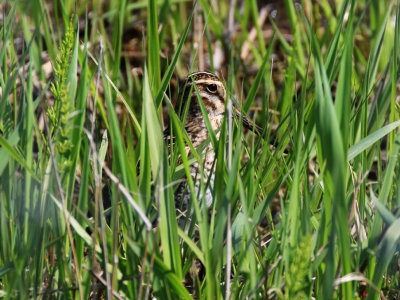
[178,71,262,134]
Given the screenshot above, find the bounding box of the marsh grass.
[1,0,400,299]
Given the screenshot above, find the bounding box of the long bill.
[234,107,263,136]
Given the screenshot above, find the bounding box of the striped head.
[176,71,262,139]
[180,72,226,122]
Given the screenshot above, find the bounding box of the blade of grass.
[148,0,161,94]
[334,0,354,155]
[347,120,400,161]
[243,35,275,114]
[306,11,352,299]
[366,217,400,300]
[155,3,194,108]
[0,134,40,183]
[144,67,182,279]
[165,95,216,299]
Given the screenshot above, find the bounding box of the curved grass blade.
[0,134,40,182]
[243,34,275,114]
[155,2,195,108]
[144,67,182,279]
[347,120,400,161]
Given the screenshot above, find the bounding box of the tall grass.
[1,0,400,299]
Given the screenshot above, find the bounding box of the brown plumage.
[166,72,261,213]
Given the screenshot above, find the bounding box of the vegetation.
[1,0,400,299]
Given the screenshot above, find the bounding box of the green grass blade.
[347,120,400,161]
[366,218,400,300]
[155,4,194,108]
[148,0,161,94]
[243,36,275,114]
[0,134,40,183]
[144,67,182,280]
[306,12,351,299]
[334,1,354,154]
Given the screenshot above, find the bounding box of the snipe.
[166,71,261,212]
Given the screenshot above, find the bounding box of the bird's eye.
[206,84,218,93]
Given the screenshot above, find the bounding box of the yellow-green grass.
[0,0,400,299]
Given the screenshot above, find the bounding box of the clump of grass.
[1,1,400,299]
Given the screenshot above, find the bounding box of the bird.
[165,71,262,215]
